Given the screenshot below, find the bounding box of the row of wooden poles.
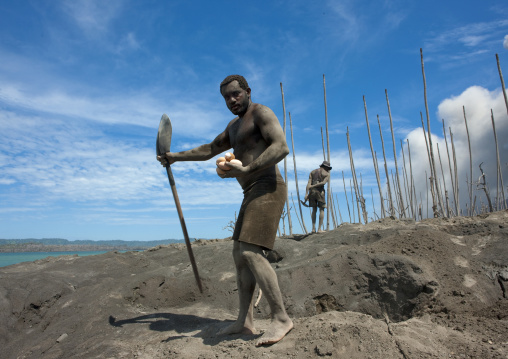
[279,49,508,236]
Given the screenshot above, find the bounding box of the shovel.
[300,199,310,208]
[157,114,203,293]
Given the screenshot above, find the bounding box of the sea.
[0,251,124,268]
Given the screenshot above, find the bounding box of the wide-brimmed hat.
[320,160,332,170]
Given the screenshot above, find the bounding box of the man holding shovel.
[303,161,332,233]
[157,75,293,346]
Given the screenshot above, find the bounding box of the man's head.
[320,160,332,171]
[220,75,252,116]
[220,75,249,92]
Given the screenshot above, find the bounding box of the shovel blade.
[157,114,172,156]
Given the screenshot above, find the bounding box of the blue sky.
[1,0,507,241]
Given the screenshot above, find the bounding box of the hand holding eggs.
[216,153,242,176]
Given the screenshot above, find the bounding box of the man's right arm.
[158,126,231,166]
[304,172,313,200]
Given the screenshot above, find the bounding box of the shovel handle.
[166,166,203,293]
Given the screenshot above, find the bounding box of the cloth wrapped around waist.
[232,174,286,250]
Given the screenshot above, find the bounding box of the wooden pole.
[342,170,352,222]
[330,187,338,228]
[496,54,508,117]
[450,128,460,215]
[347,128,367,223]
[335,193,343,223]
[290,193,305,233]
[391,170,401,216]
[377,115,395,216]
[386,89,406,217]
[491,109,506,209]
[373,152,385,217]
[363,96,386,217]
[478,163,493,212]
[321,127,326,160]
[420,49,443,217]
[323,75,332,230]
[280,83,293,234]
[400,140,413,218]
[407,139,417,220]
[442,119,458,216]
[360,173,368,223]
[350,179,357,223]
[437,143,450,217]
[463,106,473,216]
[425,170,429,218]
[420,112,439,217]
[289,111,308,233]
[371,188,377,220]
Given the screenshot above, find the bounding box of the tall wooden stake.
[442,119,458,216]
[437,143,450,217]
[450,128,460,215]
[289,111,308,233]
[321,127,326,160]
[420,112,439,217]
[386,89,406,217]
[342,171,352,222]
[363,96,386,217]
[420,48,443,217]
[463,106,473,216]
[323,75,332,230]
[377,115,395,216]
[496,54,508,117]
[347,127,367,223]
[400,140,413,218]
[280,83,293,234]
[491,109,506,209]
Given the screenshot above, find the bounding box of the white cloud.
[404,86,508,215]
[0,80,227,139]
[504,34,508,50]
[0,109,244,216]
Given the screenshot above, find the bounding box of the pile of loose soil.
[1,210,507,358]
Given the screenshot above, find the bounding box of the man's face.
[221,80,251,116]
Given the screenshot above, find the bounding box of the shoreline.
[0,244,150,253]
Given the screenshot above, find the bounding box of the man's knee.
[237,242,265,264]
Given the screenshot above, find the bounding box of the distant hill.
[0,238,189,252]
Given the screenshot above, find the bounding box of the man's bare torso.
[226,103,280,189]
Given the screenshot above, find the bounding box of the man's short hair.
[220,75,249,92]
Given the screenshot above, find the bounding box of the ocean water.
[0,251,114,268]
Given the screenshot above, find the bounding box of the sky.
[1,0,507,242]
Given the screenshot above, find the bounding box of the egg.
[217,161,230,170]
[229,159,242,166]
[216,156,226,165]
[225,152,235,161]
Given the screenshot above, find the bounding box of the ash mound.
[1,210,507,358]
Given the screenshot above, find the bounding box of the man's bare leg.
[311,207,317,232]
[236,242,293,346]
[317,207,325,232]
[218,240,257,335]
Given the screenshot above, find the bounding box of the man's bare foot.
[317,230,326,233]
[255,318,293,347]
[218,321,256,336]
